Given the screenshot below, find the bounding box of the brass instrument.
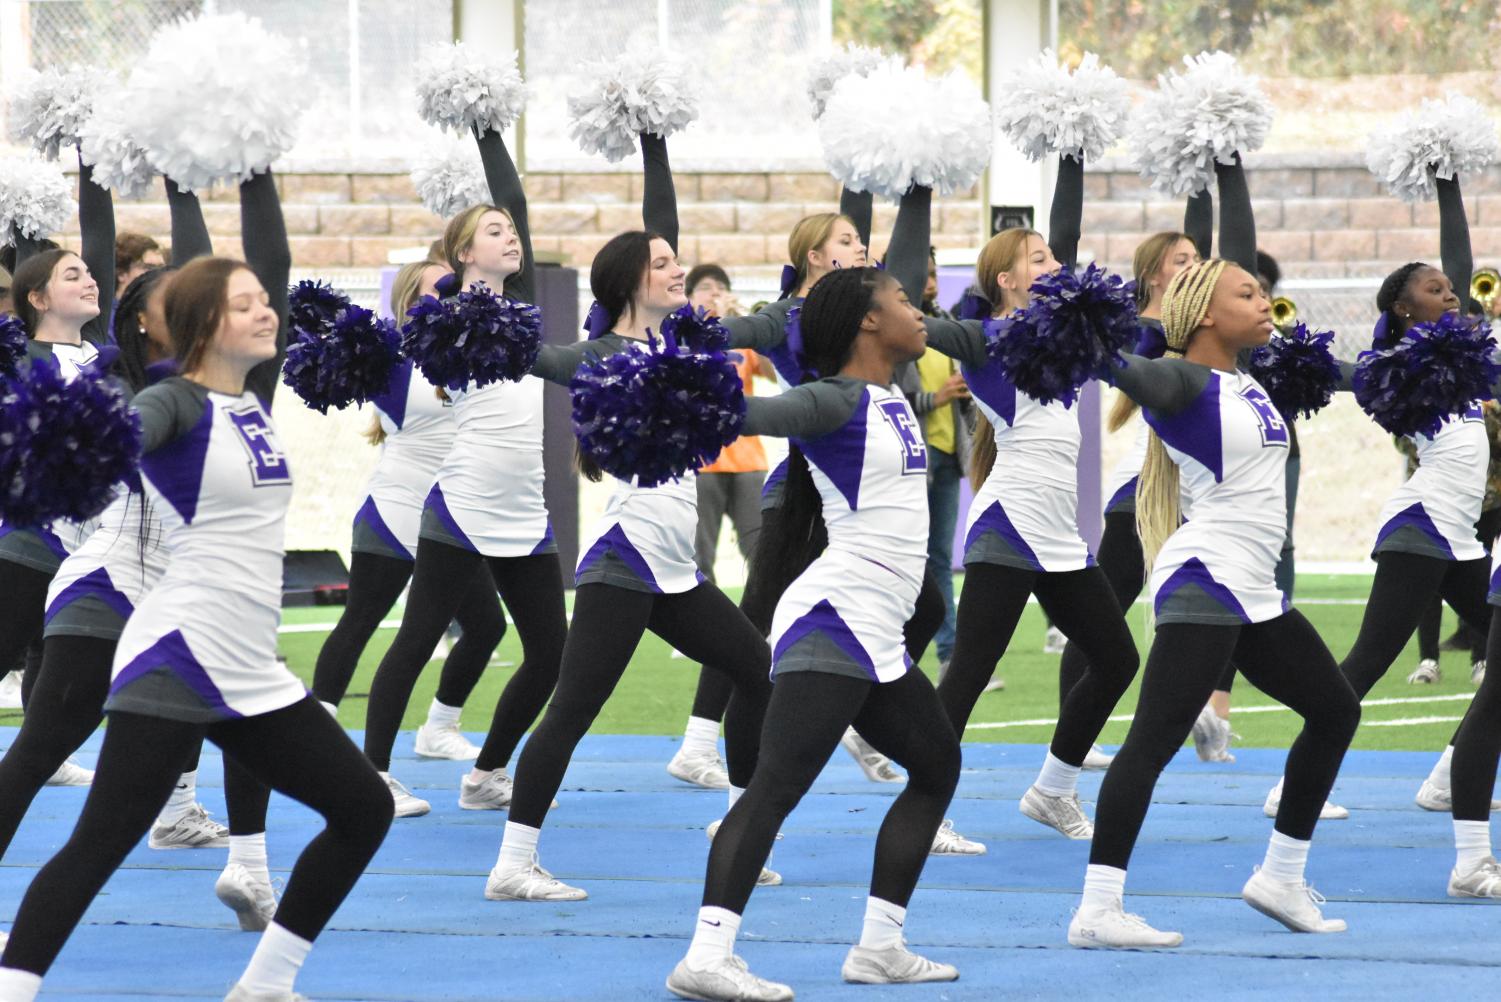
[1472,267,1500,313]
[1270,296,1297,330]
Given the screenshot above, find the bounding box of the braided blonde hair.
[1135,258,1228,570]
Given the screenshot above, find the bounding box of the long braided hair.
[1135,258,1227,570]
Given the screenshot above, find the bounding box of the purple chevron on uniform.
[423,483,478,552]
[1106,475,1139,513]
[575,523,661,592]
[1145,372,1224,481]
[44,566,134,625]
[1374,502,1454,559]
[141,403,214,524]
[773,599,877,681]
[370,358,413,429]
[960,360,1017,425]
[530,521,556,556]
[353,495,411,560]
[1154,557,1250,622]
[111,629,243,718]
[964,500,1044,571]
[798,387,871,510]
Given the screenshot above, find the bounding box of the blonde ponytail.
[969,414,997,491]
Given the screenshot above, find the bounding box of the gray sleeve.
[742,379,864,438]
[531,337,616,386]
[1109,354,1212,413]
[724,300,793,352]
[133,379,208,453]
[922,316,988,368]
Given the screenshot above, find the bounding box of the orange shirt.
[700,350,768,474]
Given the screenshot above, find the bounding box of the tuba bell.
[1270,296,1297,330]
[1472,267,1500,313]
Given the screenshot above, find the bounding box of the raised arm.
[1107,353,1213,414]
[240,170,291,409]
[1436,175,1473,314]
[1049,154,1083,269]
[641,133,679,255]
[475,126,535,304]
[886,185,931,306]
[840,187,873,247]
[166,178,212,263]
[1214,154,1256,276]
[1185,190,1213,260]
[742,379,863,439]
[922,315,988,369]
[77,156,116,345]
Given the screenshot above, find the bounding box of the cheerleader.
[1067,258,1360,948]
[0,172,393,1002]
[360,124,566,819]
[668,266,960,1002]
[486,132,775,903]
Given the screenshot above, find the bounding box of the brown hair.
[967,228,1044,489]
[786,213,854,293]
[1109,231,1196,433]
[442,203,520,291]
[115,232,162,274]
[10,248,73,334]
[163,256,255,372]
[366,260,445,446]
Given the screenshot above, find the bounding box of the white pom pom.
[411,138,489,218]
[119,12,310,193]
[805,43,896,120]
[1366,93,1501,204]
[414,42,528,136]
[994,50,1129,163]
[567,48,699,163]
[7,66,108,161]
[1127,50,1273,197]
[78,91,156,200]
[819,63,991,200]
[0,154,76,244]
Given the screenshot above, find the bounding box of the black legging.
[1058,510,1143,706]
[1091,611,1360,870]
[0,559,52,708]
[703,669,959,915]
[313,550,414,705]
[508,581,771,828]
[0,634,246,856]
[1453,607,1501,821]
[940,562,1140,764]
[363,539,566,773]
[0,697,392,976]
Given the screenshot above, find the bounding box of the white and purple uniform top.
[1373,408,1488,563]
[1103,318,1168,516]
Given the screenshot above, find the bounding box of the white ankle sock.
[0,969,42,1002]
[1454,819,1491,873]
[1034,753,1081,798]
[684,906,740,968]
[158,770,198,825]
[497,821,540,873]
[1081,863,1126,911]
[425,698,461,729]
[320,700,339,718]
[236,921,313,994]
[1261,830,1310,885]
[727,785,745,812]
[1429,745,1455,789]
[682,716,720,758]
[858,896,906,951]
[467,767,497,786]
[229,832,268,872]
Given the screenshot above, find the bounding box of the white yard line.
[966,693,1476,730]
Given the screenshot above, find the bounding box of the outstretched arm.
[742,380,863,439]
[1107,353,1213,414]
[922,315,988,369]
[240,170,291,409]
[475,126,536,304]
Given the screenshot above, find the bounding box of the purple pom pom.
[1353,312,1501,438]
[287,280,350,336]
[954,289,992,321]
[282,303,402,414]
[984,263,1138,406]
[571,336,746,488]
[400,282,543,391]
[0,358,142,527]
[0,314,27,379]
[1246,322,1341,420]
[658,304,728,352]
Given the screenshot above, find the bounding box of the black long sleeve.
[1436,175,1473,314]
[1049,154,1083,269]
[887,185,931,305]
[77,157,115,345]
[475,126,535,304]
[1109,353,1213,414]
[742,378,865,438]
[921,315,989,369]
[166,178,212,264]
[1185,190,1213,260]
[640,133,678,255]
[12,228,42,269]
[1215,155,1256,276]
[240,170,290,409]
[840,187,874,248]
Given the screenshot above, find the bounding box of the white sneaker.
[385,774,431,818]
[0,671,22,709]
[1474,660,1488,686]
[46,759,93,786]
[1449,856,1501,899]
[1043,626,1068,654]
[666,955,793,1002]
[1263,782,1347,820]
[484,854,587,901]
[1242,867,1346,933]
[1190,706,1236,763]
[707,819,782,885]
[150,803,230,849]
[929,818,986,855]
[668,746,731,790]
[1414,779,1501,812]
[1019,785,1093,840]
[841,727,904,783]
[215,862,278,931]
[1082,744,1114,770]
[982,673,1006,693]
[1068,900,1182,948]
[414,720,480,760]
[841,942,958,984]
[459,771,514,810]
[224,987,309,1002]
[1407,658,1442,685]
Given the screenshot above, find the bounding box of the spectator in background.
[114,232,165,296]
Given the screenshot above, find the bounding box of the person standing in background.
[113,233,165,297]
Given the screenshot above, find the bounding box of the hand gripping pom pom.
[120,12,309,193]
[1127,51,1273,197]
[984,264,1139,407]
[0,154,76,245]
[1246,323,1341,420]
[288,280,351,337]
[1366,93,1501,204]
[571,336,746,489]
[411,138,489,218]
[8,66,108,160]
[283,302,401,415]
[995,50,1129,163]
[1353,313,1501,439]
[0,315,26,379]
[79,90,156,200]
[415,42,528,136]
[567,48,699,163]
[819,63,991,199]
[400,283,543,391]
[0,359,143,527]
[806,43,895,120]
[658,305,729,353]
